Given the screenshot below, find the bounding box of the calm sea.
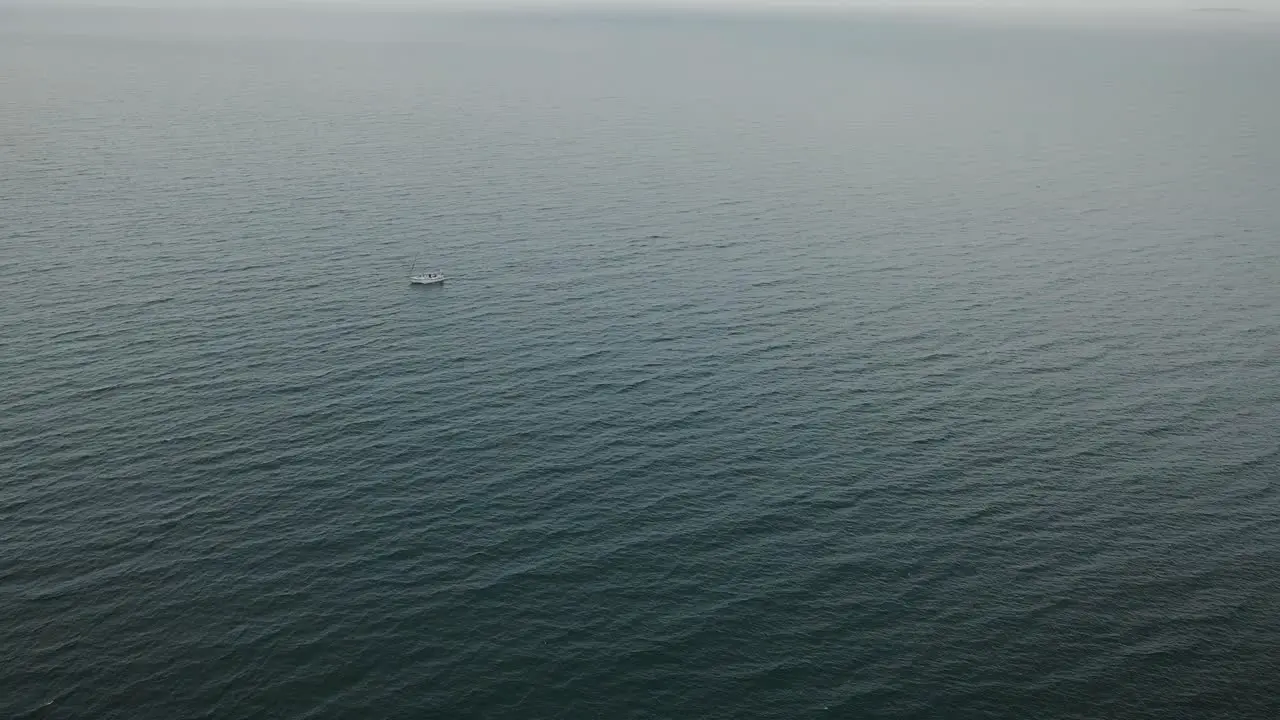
[3,5,1280,718]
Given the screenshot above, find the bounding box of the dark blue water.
[3,6,1280,718]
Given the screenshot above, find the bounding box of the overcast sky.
[261,0,1278,7]
[12,0,1279,9]
[240,0,1275,6]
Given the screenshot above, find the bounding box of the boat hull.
[410,275,445,285]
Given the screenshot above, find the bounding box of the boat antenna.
[409,253,419,276]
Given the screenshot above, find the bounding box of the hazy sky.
[257,0,1276,6]
[12,0,1280,9]
[257,0,1280,7]
[14,0,1278,5]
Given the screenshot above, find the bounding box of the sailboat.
[408,254,445,285]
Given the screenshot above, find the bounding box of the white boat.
[410,272,445,285]
[408,254,445,285]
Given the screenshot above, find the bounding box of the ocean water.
[3,6,1280,718]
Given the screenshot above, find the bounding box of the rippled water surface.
[3,7,1280,718]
